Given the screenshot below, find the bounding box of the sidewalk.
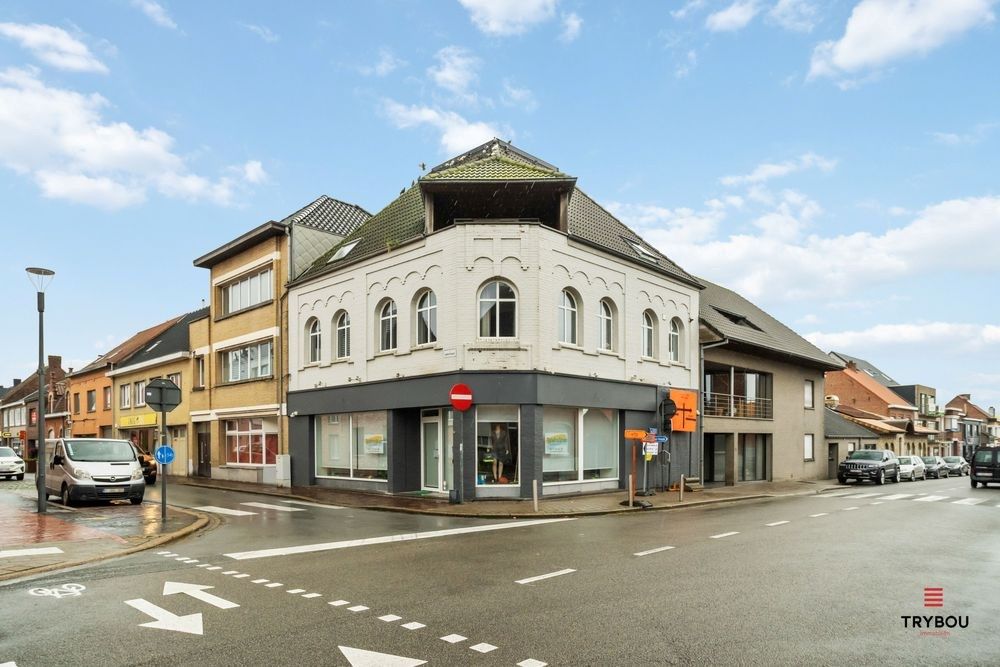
[1,474,841,583]
[170,474,843,518]
[0,477,207,583]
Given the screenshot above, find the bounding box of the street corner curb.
[0,505,213,584]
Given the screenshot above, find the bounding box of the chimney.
[825,395,840,409]
[12,378,21,386]
[846,361,857,371]
[47,355,62,371]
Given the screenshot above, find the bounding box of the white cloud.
[931,122,998,145]
[706,1,762,32]
[427,46,480,103]
[805,322,1000,351]
[0,67,263,209]
[458,0,558,36]
[241,23,279,43]
[501,79,537,111]
[768,0,819,32]
[241,160,267,184]
[720,152,837,186]
[809,0,995,81]
[675,50,698,78]
[0,22,108,73]
[604,199,731,246]
[360,48,405,77]
[131,0,178,30]
[560,12,583,42]
[672,0,708,20]
[381,99,506,154]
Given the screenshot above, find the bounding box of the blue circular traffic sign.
[154,446,175,465]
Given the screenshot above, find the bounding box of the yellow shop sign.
[119,414,157,427]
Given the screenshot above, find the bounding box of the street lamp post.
[26,267,55,514]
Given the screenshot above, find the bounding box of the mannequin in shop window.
[490,424,512,484]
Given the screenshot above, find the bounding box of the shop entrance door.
[197,429,211,477]
[421,409,453,492]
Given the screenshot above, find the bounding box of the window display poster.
[544,431,570,456]
[364,433,386,455]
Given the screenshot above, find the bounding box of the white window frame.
[669,318,681,362]
[195,357,205,388]
[307,318,322,364]
[222,267,273,316]
[598,300,614,352]
[134,380,146,407]
[120,384,131,409]
[379,301,397,352]
[641,311,655,358]
[804,433,815,461]
[224,340,273,383]
[336,312,351,359]
[167,372,181,391]
[558,289,578,345]
[416,291,437,345]
[804,379,815,409]
[478,280,517,338]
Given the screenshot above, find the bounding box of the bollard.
[628,474,634,507]
[533,479,539,513]
[680,474,685,502]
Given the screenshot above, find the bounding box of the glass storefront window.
[315,411,388,480]
[476,405,519,485]
[225,418,277,465]
[543,406,619,483]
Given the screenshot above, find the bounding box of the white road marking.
[821,492,853,498]
[870,502,884,505]
[174,557,188,561]
[207,567,222,571]
[225,518,575,560]
[516,568,576,585]
[709,532,739,539]
[195,506,257,516]
[222,571,238,575]
[380,614,403,622]
[401,622,425,630]
[251,579,269,584]
[233,574,250,579]
[163,581,239,609]
[765,521,789,527]
[1,661,17,667]
[287,589,306,594]
[281,499,345,510]
[634,546,675,557]
[338,646,426,667]
[952,498,986,505]
[185,559,199,564]
[842,507,859,511]
[348,605,369,612]
[879,493,914,500]
[845,493,881,499]
[156,551,169,555]
[329,600,350,606]
[125,598,203,635]
[240,502,306,513]
[441,634,467,643]
[809,513,828,518]
[470,643,497,653]
[302,593,322,599]
[265,583,283,588]
[518,660,548,667]
[197,564,212,568]
[914,495,949,503]
[0,546,63,559]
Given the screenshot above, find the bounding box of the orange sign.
[670,389,698,432]
[623,429,647,440]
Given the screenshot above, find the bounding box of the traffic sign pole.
[449,383,473,504]
[160,408,167,520]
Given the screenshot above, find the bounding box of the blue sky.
[1,1,998,410]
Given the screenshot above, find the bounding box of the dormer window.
[329,239,360,263]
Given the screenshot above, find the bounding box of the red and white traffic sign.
[449,383,473,411]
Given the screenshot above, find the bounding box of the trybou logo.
[901,587,968,636]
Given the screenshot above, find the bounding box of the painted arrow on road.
[163,582,239,609]
[125,599,203,635]
[339,646,426,666]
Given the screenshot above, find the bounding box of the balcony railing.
[704,392,773,420]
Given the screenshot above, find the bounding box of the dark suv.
[970,447,1000,488]
[838,449,900,485]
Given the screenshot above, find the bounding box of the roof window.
[712,307,762,331]
[328,239,360,263]
[624,238,659,263]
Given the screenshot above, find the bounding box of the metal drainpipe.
[699,339,729,481]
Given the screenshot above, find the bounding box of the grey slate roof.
[278,195,371,236]
[825,407,880,439]
[297,141,701,287]
[829,351,898,386]
[699,277,843,371]
[116,308,209,370]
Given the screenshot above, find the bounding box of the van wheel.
[61,484,73,507]
[130,497,143,505]
[16,473,24,480]
[971,479,978,488]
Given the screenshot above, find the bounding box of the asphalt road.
[2,476,999,666]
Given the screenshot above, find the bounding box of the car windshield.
[921,457,936,464]
[64,439,136,462]
[0,446,16,457]
[943,457,961,463]
[974,450,994,463]
[848,451,882,460]
[897,457,911,464]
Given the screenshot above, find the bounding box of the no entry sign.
[449,383,473,411]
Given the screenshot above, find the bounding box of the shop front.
[118,413,158,450]
[289,372,698,500]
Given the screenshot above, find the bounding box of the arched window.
[558,289,578,345]
[642,311,655,358]
[417,291,437,345]
[307,318,321,363]
[379,301,397,352]
[335,312,351,359]
[598,299,614,352]
[479,280,516,338]
[669,318,682,362]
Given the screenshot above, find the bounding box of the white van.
[45,438,145,506]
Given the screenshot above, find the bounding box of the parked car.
[44,438,145,506]
[837,449,900,485]
[921,456,950,479]
[129,442,157,485]
[970,447,1000,488]
[942,456,970,477]
[0,446,25,480]
[896,455,926,481]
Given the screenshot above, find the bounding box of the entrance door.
[197,429,211,477]
[828,443,838,478]
[421,409,453,492]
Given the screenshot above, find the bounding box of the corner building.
[286,141,702,499]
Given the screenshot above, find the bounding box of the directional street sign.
[656,435,669,444]
[124,598,203,635]
[154,446,175,465]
